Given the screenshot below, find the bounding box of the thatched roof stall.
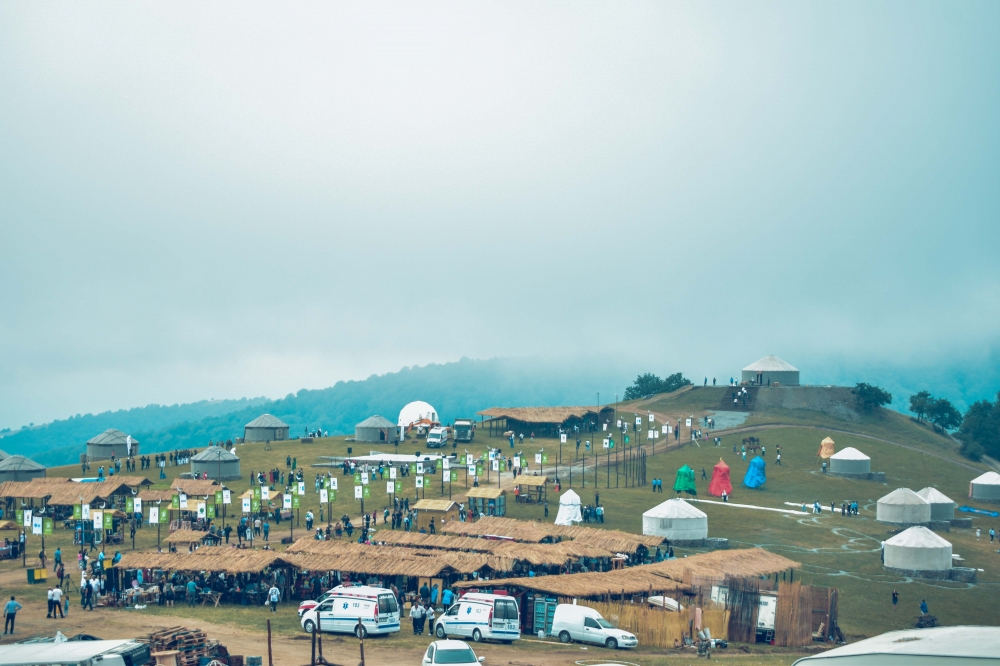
[477,406,616,438]
[465,486,506,517]
[514,475,548,504]
[412,499,459,532]
[440,516,558,542]
[164,529,222,547]
[170,479,223,497]
[440,517,663,557]
[114,548,282,574]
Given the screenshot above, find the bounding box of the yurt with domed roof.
[970,472,1000,504]
[917,487,956,521]
[877,488,931,526]
[643,499,708,543]
[884,526,952,572]
[829,447,871,476]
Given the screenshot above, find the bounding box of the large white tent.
[642,498,708,541]
[741,356,799,386]
[554,489,582,526]
[883,526,952,571]
[876,488,931,526]
[916,487,956,521]
[970,471,1000,502]
[829,447,871,475]
[398,401,438,428]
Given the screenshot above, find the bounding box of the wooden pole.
[267,619,273,666]
[358,616,366,666]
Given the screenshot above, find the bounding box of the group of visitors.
[651,478,666,492]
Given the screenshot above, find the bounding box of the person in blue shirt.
[53,547,62,571]
[430,584,439,606]
[262,521,270,541]
[920,599,929,615]
[112,551,121,565]
[186,580,198,607]
[4,596,22,634]
[441,587,454,608]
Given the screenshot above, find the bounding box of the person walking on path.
[4,596,22,634]
[410,601,425,635]
[47,587,55,618]
[268,584,280,612]
[701,468,707,480]
[990,528,996,543]
[892,589,898,611]
[263,521,270,542]
[976,528,981,540]
[81,582,94,611]
[54,547,62,572]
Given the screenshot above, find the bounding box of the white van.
[426,427,449,448]
[550,603,637,649]
[300,584,400,637]
[435,593,520,643]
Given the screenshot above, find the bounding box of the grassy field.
[3,385,999,650]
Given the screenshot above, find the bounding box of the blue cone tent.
[743,456,766,489]
[674,465,697,495]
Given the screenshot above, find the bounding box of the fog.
[1,2,998,428]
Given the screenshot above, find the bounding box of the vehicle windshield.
[596,618,615,629]
[435,648,477,664]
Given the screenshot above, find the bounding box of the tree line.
[623,372,692,400]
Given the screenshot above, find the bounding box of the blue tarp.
[743,456,766,489]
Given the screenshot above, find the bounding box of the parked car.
[421,640,485,665]
[550,603,637,649]
[426,427,449,448]
[434,593,520,643]
[299,584,400,637]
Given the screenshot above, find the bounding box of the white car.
[550,603,637,649]
[422,640,485,666]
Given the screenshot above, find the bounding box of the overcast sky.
[2,2,998,429]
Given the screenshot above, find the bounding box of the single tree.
[909,391,933,422]
[852,383,893,412]
[927,398,962,432]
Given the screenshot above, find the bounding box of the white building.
[883,526,952,571]
[829,447,871,475]
[642,499,708,542]
[876,488,931,526]
[969,471,1000,503]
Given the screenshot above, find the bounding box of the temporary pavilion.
[708,459,732,497]
[916,487,956,521]
[190,445,241,481]
[817,437,835,459]
[969,471,1000,503]
[829,447,871,475]
[477,405,616,438]
[883,526,952,572]
[743,456,766,489]
[554,489,582,526]
[673,465,697,495]
[243,414,289,443]
[642,499,708,542]
[876,488,931,526]
[86,429,138,462]
[741,356,800,386]
[354,415,398,444]
[0,455,46,483]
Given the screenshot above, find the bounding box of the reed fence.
[588,600,728,648]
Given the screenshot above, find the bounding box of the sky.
[1,1,999,429]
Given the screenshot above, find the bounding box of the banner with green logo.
[252,487,261,501]
[542,454,549,464]
[394,481,402,493]
[72,505,82,520]
[476,465,483,476]
[103,512,113,530]
[362,486,371,499]
[207,504,216,519]
[450,471,458,482]
[292,495,300,509]
[329,490,337,502]
[251,499,261,513]
[409,463,416,475]
[353,473,361,484]
[43,518,54,535]
[160,508,169,523]
[171,494,180,509]
[624,435,629,444]
[126,497,134,513]
[215,491,223,504]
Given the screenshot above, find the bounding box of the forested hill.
[1,358,634,467]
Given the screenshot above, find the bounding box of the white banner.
[648,430,654,439]
[283,494,292,509]
[535,453,542,464]
[468,464,476,475]
[149,507,159,524]
[387,482,394,494]
[602,423,607,431]
[662,425,668,435]
[22,509,32,528]
[617,419,622,427]
[361,472,369,485]
[330,478,338,490]
[354,486,363,499]
[685,418,692,427]
[443,458,450,470]
[653,430,659,439]
[389,467,397,480]
[261,486,270,501]
[92,510,102,530]
[513,456,520,468]
[603,439,610,449]
[491,460,499,471]
[416,463,424,475]
[320,489,328,503]
[648,414,654,423]
[668,425,673,434]
[32,516,42,535]
[242,498,251,513]
[635,416,642,425]
[179,494,188,509]
[81,505,91,520]
[134,498,142,513]
[197,502,206,519]
[298,481,306,495]
[416,476,424,488]
[561,433,567,443]
[223,489,231,505]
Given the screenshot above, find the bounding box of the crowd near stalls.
[477,406,617,439]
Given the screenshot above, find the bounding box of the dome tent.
[642,499,708,542]
[0,455,46,483]
[877,488,931,526]
[708,459,732,497]
[917,487,956,521]
[398,401,438,428]
[673,465,697,495]
[829,447,871,475]
[743,456,766,489]
[884,526,952,572]
[817,437,835,459]
[969,471,1000,503]
[190,446,241,481]
[554,489,582,526]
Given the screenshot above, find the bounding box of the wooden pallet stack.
[145,626,210,666]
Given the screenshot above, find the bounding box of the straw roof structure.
[170,479,222,496]
[515,476,549,488]
[371,530,613,566]
[164,529,217,545]
[465,487,504,499]
[0,478,145,506]
[115,548,282,574]
[413,499,457,512]
[137,490,178,503]
[646,547,800,584]
[439,516,560,542]
[477,407,606,424]
[0,481,57,500]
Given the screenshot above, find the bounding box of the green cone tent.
[673,465,697,495]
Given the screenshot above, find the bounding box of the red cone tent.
[708,459,732,497]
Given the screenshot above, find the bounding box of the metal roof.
[0,455,45,471]
[356,415,396,429]
[245,413,288,429]
[792,626,1000,664]
[0,639,141,663]
[191,446,239,462]
[86,428,138,446]
[742,355,799,372]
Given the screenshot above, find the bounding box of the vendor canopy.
[673,465,697,495]
[743,456,766,489]
[817,437,835,459]
[708,459,732,497]
[554,489,582,526]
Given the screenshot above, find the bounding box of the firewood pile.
[143,626,232,666]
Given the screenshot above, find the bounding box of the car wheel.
[558,631,571,643]
[605,637,618,649]
[472,629,483,642]
[355,624,367,638]
[436,624,447,638]
[303,620,315,634]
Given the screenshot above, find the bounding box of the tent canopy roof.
[971,471,1000,485]
[917,487,954,504]
[191,446,239,462]
[559,489,581,505]
[86,428,136,446]
[643,499,707,520]
[742,356,798,372]
[0,455,45,471]
[885,526,951,549]
[878,488,929,506]
[830,446,869,461]
[245,414,288,429]
[356,415,396,429]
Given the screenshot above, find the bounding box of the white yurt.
[642,499,708,541]
[190,446,241,481]
[917,487,956,521]
[969,472,1000,502]
[877,488,931,525]
[829,447,871,475]
[554,489,582,526]
[884,526,952,571]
